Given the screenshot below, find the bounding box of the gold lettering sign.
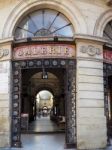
[13,44,75,60]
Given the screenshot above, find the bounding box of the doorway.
[21,68,66,134]
[11,59,76,148]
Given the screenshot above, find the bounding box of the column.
[76,39,107,149]
[0,42,12,147]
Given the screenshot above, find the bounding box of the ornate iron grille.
[11,59,76,148]
[65,64,76,148]
[103,62,112,141]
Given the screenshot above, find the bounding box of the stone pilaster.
[76,39,107,149]
[0,42,12,147]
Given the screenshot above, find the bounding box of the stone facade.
[76,40,107,149]
[0,0,111,149]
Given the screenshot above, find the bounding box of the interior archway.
[21,68,66,133]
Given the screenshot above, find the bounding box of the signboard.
[104,50,112,63]
[13,44,75,60]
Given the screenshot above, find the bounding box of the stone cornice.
[74,34,107,45]
[0,35,109,46]
[0,37,13,45]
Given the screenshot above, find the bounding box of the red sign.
[104,50,112,62]
[13,44,75,60]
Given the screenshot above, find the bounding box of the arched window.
[15,9,74,39]
[103,20,112,46]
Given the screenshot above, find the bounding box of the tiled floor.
[29,116,60,132]
[1,134,112,150]
[1,117,112,150]
[1,134,75,150]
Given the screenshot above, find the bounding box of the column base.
[12,141,22,148]
[64,143,76,149]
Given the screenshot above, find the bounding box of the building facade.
[0,0,112,149]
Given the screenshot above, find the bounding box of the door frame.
[11,58,76,148]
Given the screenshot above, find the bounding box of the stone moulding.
[0,48,9,59]
[80,45,102,56]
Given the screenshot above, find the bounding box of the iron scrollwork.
[65,64,76,147]
[12,59,76,147]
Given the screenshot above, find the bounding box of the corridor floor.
[1,134,75,150]
[29,116,60,132]
[1,134,112,150]
[1,117,112,150]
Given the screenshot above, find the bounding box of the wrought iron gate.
[103,62,112,140]
[65,64,76,147]
[11,59,76,147]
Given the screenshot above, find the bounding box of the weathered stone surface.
[77,60,103,69]
[77,119,107,149]
[0,116,10,132]
[79,75,103,84]
[78,116,106,124]
[0,133,10,147]
[78,99,104,107]
[0,85,8,93]
[76,41,107,149]
[79,67,103,76]
[77,108,105,117]
[79,91,104,99]
[0,94,9,100]
[0,107,9,115]
[78,83,103,91]
[0,61,11,148]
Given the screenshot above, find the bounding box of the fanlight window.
[15,9,74,39]
[103,20,112,45]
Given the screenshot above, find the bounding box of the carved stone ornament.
[0,48,9,58]
[80,45,102,56]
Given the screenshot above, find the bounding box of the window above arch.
[14,9,74,40]
[103,20,112,46]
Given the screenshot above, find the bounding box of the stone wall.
[0,43,12,147]
[76,40,107,149]
[0,61,11,147]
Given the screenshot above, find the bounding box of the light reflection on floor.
[29,116,60,132]
[1,136,112,150]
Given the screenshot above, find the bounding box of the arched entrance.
[11,8,76,148]
[103,19,112,143]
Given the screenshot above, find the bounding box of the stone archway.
[94,9,112,37]
[2,0,87,38]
